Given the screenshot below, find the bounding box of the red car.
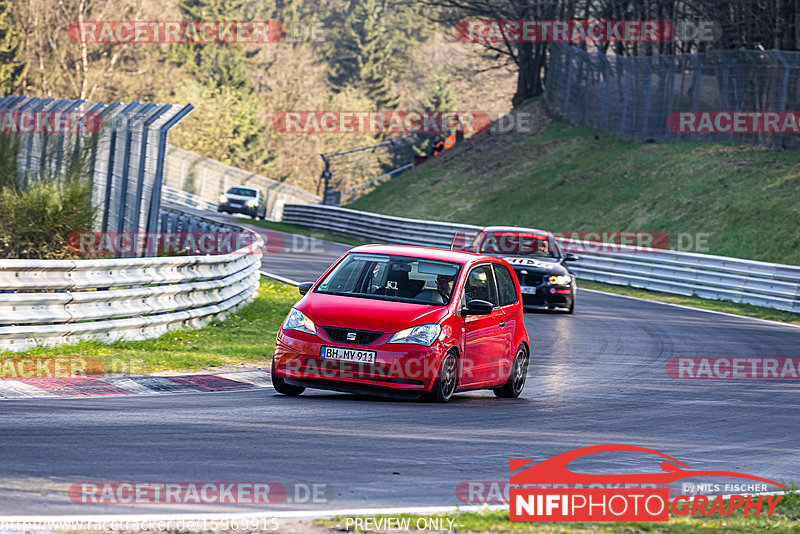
[272,245,531,402]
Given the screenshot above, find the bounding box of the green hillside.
[348,104,800,265]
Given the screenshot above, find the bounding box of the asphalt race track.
[1,218,799,517]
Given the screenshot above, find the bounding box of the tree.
[423,77,460,110]
[414,77,460,156]
[420,0,571,106]
[0,0,27,94]
[327,0,434,109]
[168,0,274,173]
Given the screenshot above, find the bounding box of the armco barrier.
[0,213,262,352]
[163,186,218,212]
[282,204,800,313]
[283,204,482,249]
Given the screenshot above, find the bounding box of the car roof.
[482,225,554,236]
[348,244,500,265]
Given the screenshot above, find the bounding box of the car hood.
[298,293,449,333]
[499,255,568,274]
[225,194,255,201]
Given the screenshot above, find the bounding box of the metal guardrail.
[283,204,482,249]
[163,186,218,212]
[282,204,800,313]
[0,211,262,352]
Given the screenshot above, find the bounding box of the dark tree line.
[421,0,799,105]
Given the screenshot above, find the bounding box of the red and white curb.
[0,370,272,399]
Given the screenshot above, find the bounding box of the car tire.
[423,350,458,403]
[566,296,575,314]
[271,359,305,396]
[494,345,529,398]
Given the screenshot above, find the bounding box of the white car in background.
[217,186,267,219]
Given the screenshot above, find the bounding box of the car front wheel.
[271,359,305,396]
[494,345,529,398]
[423,350,458,403]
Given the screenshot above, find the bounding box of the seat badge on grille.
[347,332,357,341]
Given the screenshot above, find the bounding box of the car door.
[460,264,506,386]
[492,262,520,380]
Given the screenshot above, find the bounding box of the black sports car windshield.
[315,253,462,306]
[479,231,558,258]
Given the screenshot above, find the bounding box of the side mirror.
[298,282,314,295]
[564,253,580,262]
[461,299,493,316]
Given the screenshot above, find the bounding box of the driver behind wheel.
[414,274,455,304]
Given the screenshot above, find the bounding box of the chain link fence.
[546,43,800,148]
[0,95,193,237]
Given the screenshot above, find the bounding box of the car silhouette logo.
[347,332,357,341]
[510,444,784,487]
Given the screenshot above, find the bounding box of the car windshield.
[315,253,462,306]
[479,231,558,258]
[227,187,257,197]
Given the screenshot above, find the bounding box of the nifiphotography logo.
[507,444,785,522]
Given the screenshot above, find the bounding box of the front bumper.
[273,329,447,393]
[218,202,256,215]
[520,284,574,308]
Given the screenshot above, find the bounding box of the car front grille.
[323,327,383,345]
[522,273,545,286]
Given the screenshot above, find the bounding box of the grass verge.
[316,491,800,533]
[0,279,298,376]
[580,280,800,326]
[348,102,800,265]
[249,219,368,247]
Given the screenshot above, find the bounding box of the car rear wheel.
[271,359,305,396]
[423,350,458,403]
[494,345,529,398]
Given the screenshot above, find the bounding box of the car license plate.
[520,286,538,294]
[321,346,376,364]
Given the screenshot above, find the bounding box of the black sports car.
[452,226,579,313]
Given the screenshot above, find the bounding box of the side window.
[493,264,518,306]
[464,265,497,306]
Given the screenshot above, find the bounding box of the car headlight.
[548,275,572,286]
[283,308,316,335]
[387,324,441,346]
[219,194,228,203]
[245,198,259,207]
